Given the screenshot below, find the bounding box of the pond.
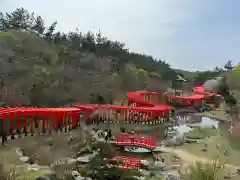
[166,115,220,138]
[91,115,222,141]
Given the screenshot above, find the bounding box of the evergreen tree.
[32,16,45,35]
[44,21,57,41]
[224,60,234,70]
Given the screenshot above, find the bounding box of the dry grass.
[0,127,91,179]
[4,128,88,166]
[179,133,240,166]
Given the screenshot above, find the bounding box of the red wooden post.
[9,112,15,139]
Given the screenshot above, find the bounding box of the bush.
[228,136,240,150]
[225,94,237,106]
[179,160,221,180]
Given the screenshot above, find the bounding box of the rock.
[139,169,150,176]
[77,147,90,156]
[28,164,40,171]
[76,155,91,163]
[133,176,145,180]
[35,176,50,180]
[72,170,80,177]
[75,176,85,180]
[140,160,150,166]
[20,156,29,162]
[55,157,76,165]
[16,148,23,156]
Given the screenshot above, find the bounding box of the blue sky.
[0,0,239,71]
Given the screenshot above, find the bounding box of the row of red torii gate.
[0,86,216,138]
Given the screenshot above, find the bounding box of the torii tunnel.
[0,86,216,137]
[0,108,80,138]
[76,86,216,124]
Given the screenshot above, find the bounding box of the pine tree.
[32,16,45,35]
[44,21,57,41]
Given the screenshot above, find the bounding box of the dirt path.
[162,147,239,169]
[83,123,240,172]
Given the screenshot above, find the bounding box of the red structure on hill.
[76,86,216,123]
[0,108,80,138]
[0,86,216,137]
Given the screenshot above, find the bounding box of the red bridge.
[116,134,157,150]
[111,156,141,169]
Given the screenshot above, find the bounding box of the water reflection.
[168,115,220,138]
[104,115,221,166]
[201,117,219,128]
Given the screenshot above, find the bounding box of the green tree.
[32,16,45,35]
[234,65,240,74]
[135,68,148,89]
[82,31,96,52]
[0,7,182,106]
[0,12,7,30]
[194,71,222,85]
[5,8,34,30]
[224,60,234,70]
[216,77,237,106]
[87,143,140,180]
[44,21,57,41]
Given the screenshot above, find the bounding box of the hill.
[0,8,181,107]
[174,69,197,80]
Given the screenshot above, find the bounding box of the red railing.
[111,156,141,169]
[116,134,157,150]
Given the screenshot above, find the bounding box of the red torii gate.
[193,85,220,103]
[76,103,173,124]
[0,108,81,139]
[127,91,211,107]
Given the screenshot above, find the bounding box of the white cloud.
[0,0,215,61]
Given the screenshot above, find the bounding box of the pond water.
[170,115,220,136]
[201,116,219,128]
[108,115,223,167]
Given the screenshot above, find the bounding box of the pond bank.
[194,110,231,122]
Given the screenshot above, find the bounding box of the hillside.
[174,69,197,80]
[0,8,182,107]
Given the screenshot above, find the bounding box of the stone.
[75,176,85,180]
[72,170,80,177]
[19,156,29,162]
[28,164,40,171]
[35,177,49,180]
[16,148,23,156]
